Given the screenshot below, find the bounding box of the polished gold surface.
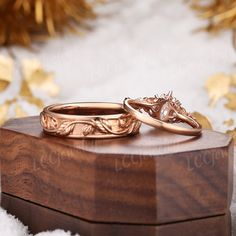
[40,102,141,139]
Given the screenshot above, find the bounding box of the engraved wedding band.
[123,92,202,136]
[40,102,141,138]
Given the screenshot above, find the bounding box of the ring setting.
[123,92,202,136]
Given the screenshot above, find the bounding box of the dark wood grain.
[1,193,231,236]
[0,116,234,225]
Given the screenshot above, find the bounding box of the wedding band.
[40,102,141,138]
[123,92,202,136]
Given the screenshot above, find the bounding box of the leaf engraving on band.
[56,121,76,136]
[82,124,95,136]
[40,113,140,137]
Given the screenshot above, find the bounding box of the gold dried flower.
[0,0,96,46]
[192,111,213,129]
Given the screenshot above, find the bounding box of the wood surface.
[0,116,234,225]
[1,193,231,236]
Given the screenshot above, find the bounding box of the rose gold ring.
[123,92,202,136]
[40,102,141,139]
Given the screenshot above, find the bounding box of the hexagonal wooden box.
[0,116,234,235]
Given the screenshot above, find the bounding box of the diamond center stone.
[159,102,171,121]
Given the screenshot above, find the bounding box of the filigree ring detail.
[123,92,202,136]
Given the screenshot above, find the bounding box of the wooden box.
[0,116,234,235]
